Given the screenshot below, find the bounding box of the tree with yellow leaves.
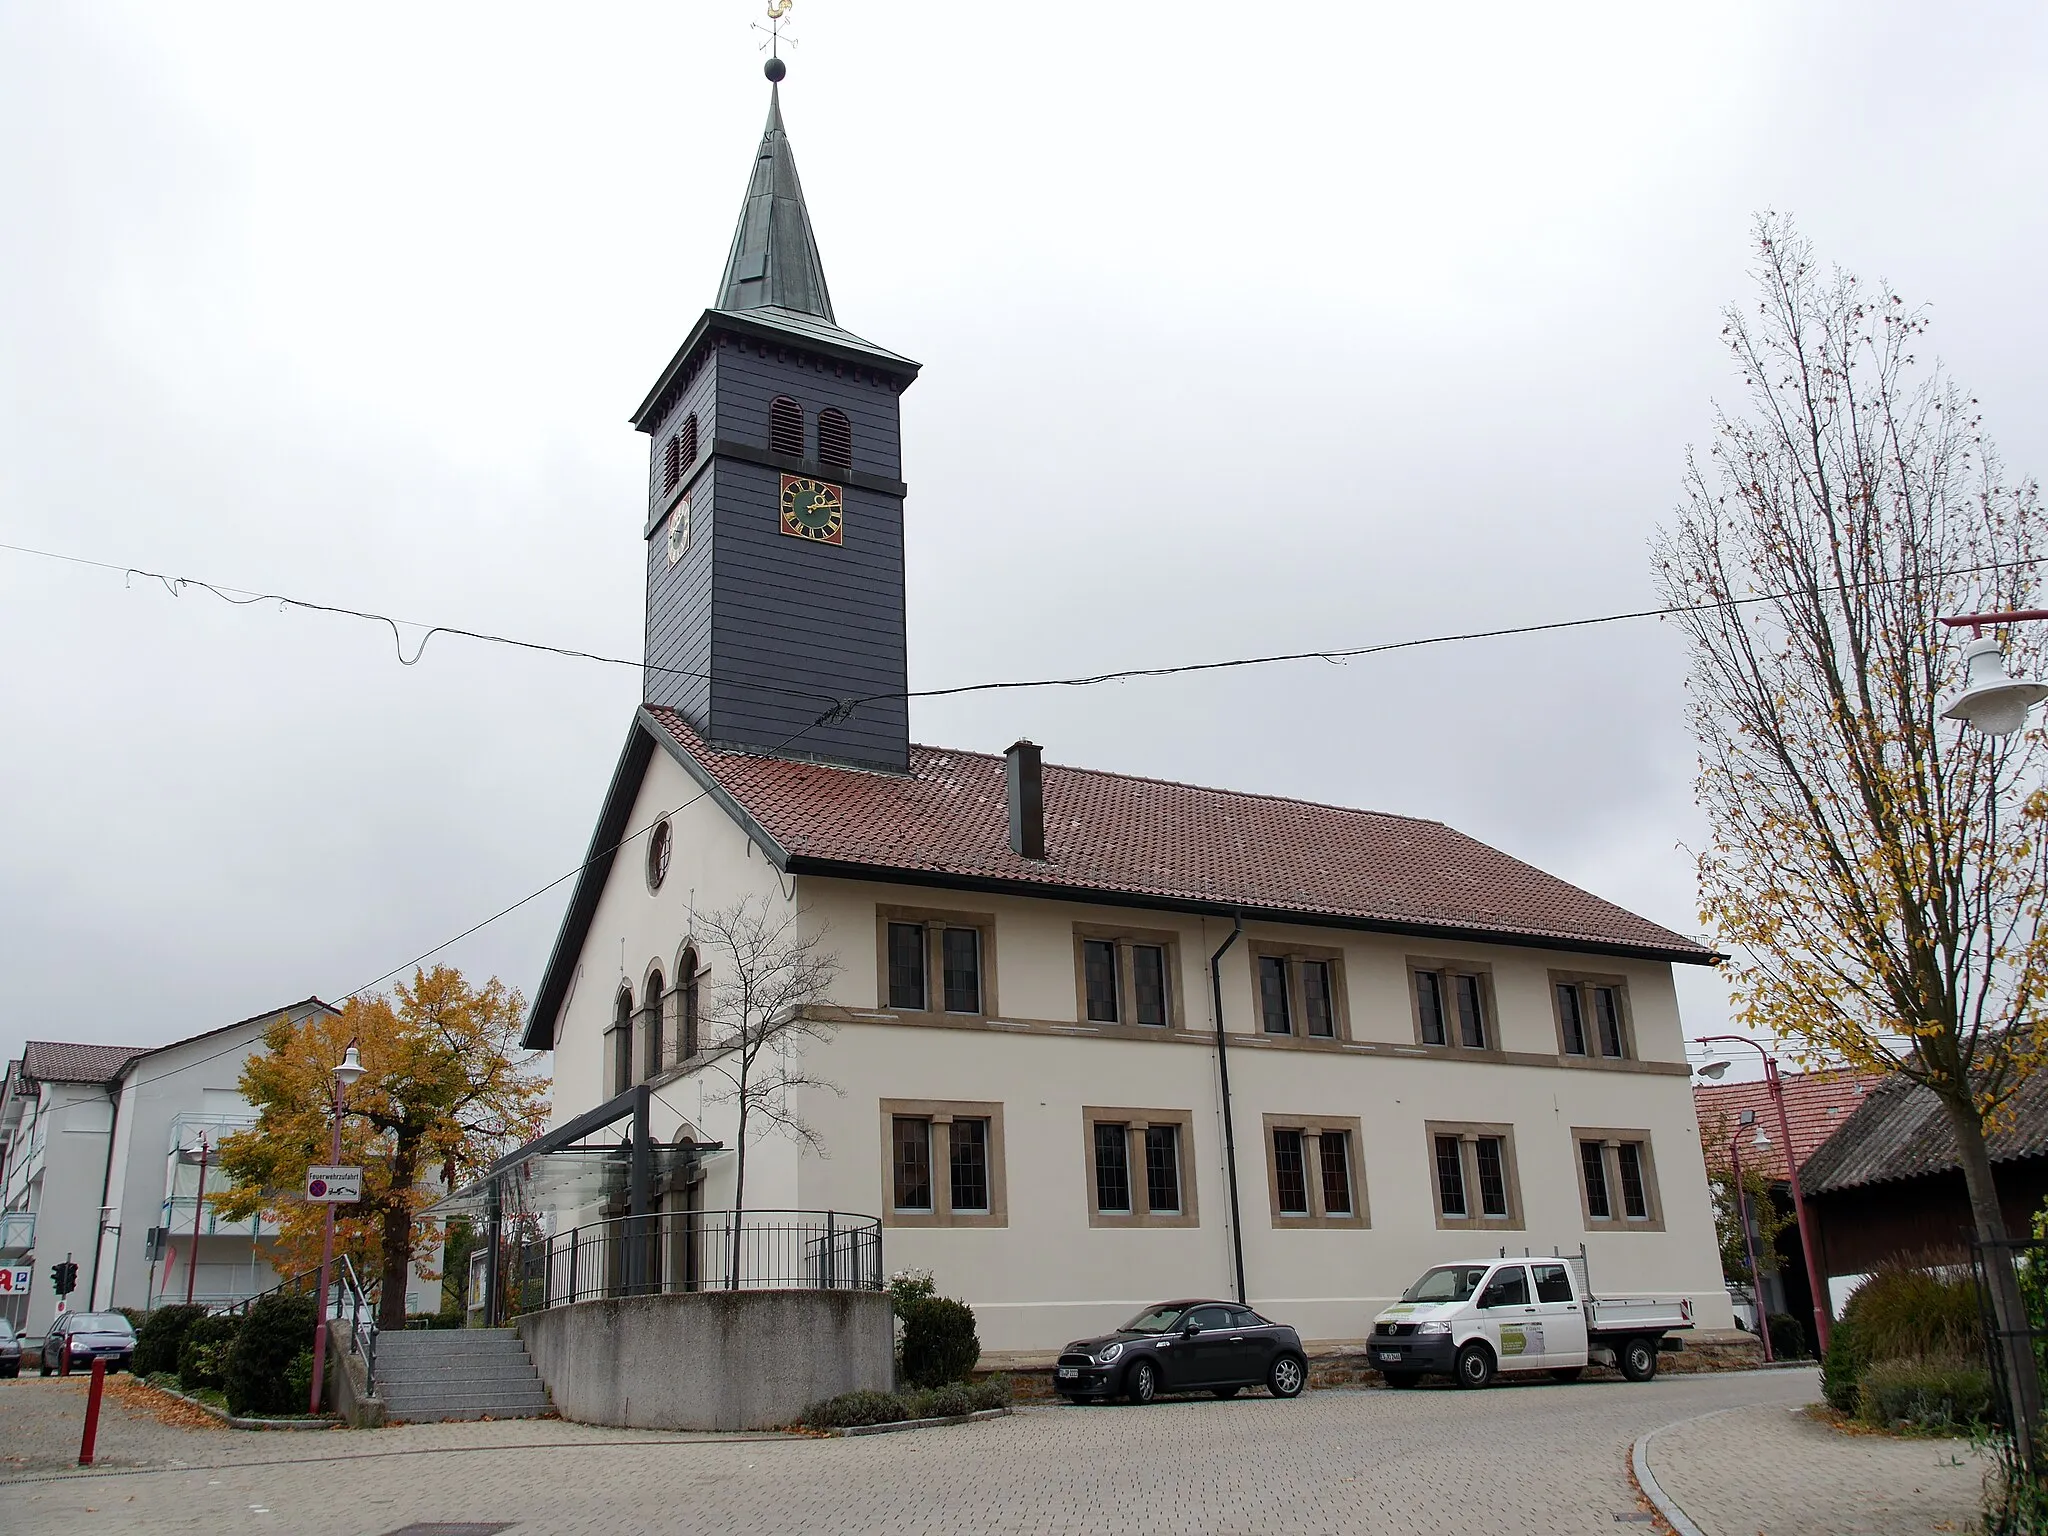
[1655,213,2048,1455]
[215,967,548,1327]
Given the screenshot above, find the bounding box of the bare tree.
[1655,213,2048,1456]
[691,897,842,1287]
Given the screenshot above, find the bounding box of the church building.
[522,72,1735,1351]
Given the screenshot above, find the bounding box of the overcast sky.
[3,2,2044,1080]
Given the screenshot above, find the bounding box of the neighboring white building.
[515,77,1738,1355]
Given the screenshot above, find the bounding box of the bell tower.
[631,61,920,772]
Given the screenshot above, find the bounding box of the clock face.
[779,474,844,545]
[665,497,691,564]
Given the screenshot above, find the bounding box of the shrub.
[800,1389,910,1428]
[1766,1312,1811,1361]
[900,1296,980,1389]
[225,1290,317,1417]
[133,1305,208,1378]
[888,1267,937,1320]
[283,1350,316,1407]
[905,1383,974,1419]
[405,1311,463,1331]
[1822,1263,1982,1414]
[1821,1318,1865,1412]
[1855,1354,1994,1432]
[178,1313,243,1392]
[966,1375,1011,1412]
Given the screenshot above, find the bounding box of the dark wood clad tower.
[630,85,920,772]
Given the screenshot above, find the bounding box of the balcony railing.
[0,1211,32,1259]
[515,1209,882,1312]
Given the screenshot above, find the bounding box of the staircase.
[374,1328,553,1422]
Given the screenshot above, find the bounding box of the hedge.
[225,1291,317,1416]
[1856,1354,1994,1432]
[1822,1263,1982,1415]
[133,1305,208,1379]
[900,1296,980,1389]
[799,1377,1010,1428]
[178,1313,243,1392]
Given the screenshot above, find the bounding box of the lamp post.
[1695,1038,1830,1352]
[1728,1115,1773,1364]
[177,1136,210,1307]
[309,1044,365,1415]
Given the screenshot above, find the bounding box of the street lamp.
[309,1044,365,1415]
[1937,613,2048,737]
[1727,1114,1774,1364]
[1693,1038,1831,1352]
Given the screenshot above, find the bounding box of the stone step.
[380,1369,541,1391]
[370,1327,552,1421]
[386,1403,552,1422]
[383,1390,553,1415]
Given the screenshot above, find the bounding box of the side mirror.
[1181,1319,1201,1336]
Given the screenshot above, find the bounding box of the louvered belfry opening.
[817,407,852,470]
[769,395,805,457]
[679,412,699,470]
[662,435,682,492]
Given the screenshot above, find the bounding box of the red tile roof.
[645,708,1717,962]
[20,1041,148,1085]
[1693,1070,1886,1181]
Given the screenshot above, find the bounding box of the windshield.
[1118,1305,1188,1334]
[1400,1265,1493,1304]
[67,1313,135,1335]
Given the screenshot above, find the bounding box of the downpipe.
[1209,917,1248,1305]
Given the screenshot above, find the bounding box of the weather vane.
[754,0,796,82]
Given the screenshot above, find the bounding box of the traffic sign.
[305,1165,364,1203]
[0,1266,29,1296]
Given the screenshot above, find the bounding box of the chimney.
[1005,740,1045,859]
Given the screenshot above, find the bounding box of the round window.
[646,819,672,892]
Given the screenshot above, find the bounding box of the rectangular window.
[1475,1136,1508,1218]
[942,928,982,1014]
[1580,1140,1611,1220]
[1480,1265,1529,1308]
[1302,961,1335,1038]
[1094,1122,1131,1213]
[1318,1130,1353,1216]
[1557,983,1587,1055]
[1132,945,1168,1027]
[1533,1262,1573,1304]
[1416,971,1446,1045]
[887,923,927,1011]
[1274,1129,1309,1215]
[1144,1125,1181,1214]
[1434,1133,1467,1217]
[949,1118,990,1212]
[893,1117,932,1212]
[1593,986,1625,1058]
[1083,940,1120,1023]
[1455,973,1487,1049]
[1258,955,1292,1033]
[1617,1141,1649,1219]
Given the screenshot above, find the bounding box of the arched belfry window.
[679,413,699,471]
[817,408,852,471]
[769,396,805,458]
[643,969,666,1079]
[611,986,634,1096]
[679,946,701,1061]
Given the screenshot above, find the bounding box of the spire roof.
[717,88,834,322]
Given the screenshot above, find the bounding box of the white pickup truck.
[1367,1255,1693,1388]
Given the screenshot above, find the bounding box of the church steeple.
[716,88,835,323]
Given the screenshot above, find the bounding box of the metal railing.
[516,1209,882,1311]
[335,1253,379,1397]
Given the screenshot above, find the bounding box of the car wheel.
[1454,1342,1496,1390]
[1125,1358,1158,1405]
[1383,1370,1422,1389]
[39,1358,52,1377]
[1620,1337,1658,1383]
[1548,1367,1583,1383]
[1267,1353,1306,1398]
[1211,1385,1241,1399]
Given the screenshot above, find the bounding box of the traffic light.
[51,1259,77,1297]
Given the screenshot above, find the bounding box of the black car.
[39,1311,135,1375]
[0,1317,19,1378]
[1055,1300,1307,1404]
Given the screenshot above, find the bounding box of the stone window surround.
[1549,971,1636,1061]
[875,905,998,1019]
[1071,924,1186,1030]
[1080,1106,1200,1228]
[1571,1125,1665,1232]
[1423,1119,1525,1232]
[1247,940,1351,1041]
[1406,956,1502,1056]
[879,1098,1007,1229]
[1260,1112,1370,1229]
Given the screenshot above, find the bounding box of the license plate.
[1376,1351,1402,1363]
[1057,1367,1079,1379]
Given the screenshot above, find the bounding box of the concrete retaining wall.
[517,1288,893,1430]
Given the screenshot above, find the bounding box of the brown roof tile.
[1694,1071,1886,1181]
[646,708,1717,962]
[20,1041,148,1085]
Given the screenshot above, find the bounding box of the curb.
[823,1407,1010,1438]
[132,1376,343,1432]
[1631,1406,1747,1536]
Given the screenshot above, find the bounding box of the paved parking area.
[0,1366,1961,1536]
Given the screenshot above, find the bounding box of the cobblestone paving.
[1646,1399,1986,1535]
[1,1368,1824,1536]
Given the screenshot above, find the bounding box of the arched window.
[817,408,852,471]
[769,396,805,457]
[679,412,698,470]
[662,435,682,493]
[679,946,700,1060]
[643,970,666,1079]
[611,986,634,1096]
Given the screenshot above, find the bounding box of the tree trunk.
[377,1144,419,1329]
[1940,1093,2043,1472]
[728,1099,748,1291]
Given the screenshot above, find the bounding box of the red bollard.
[58,1340,71,1377]
[78,1359,106,1467]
